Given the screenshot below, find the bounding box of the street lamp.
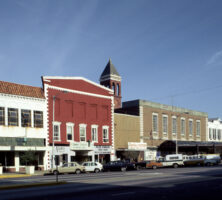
[52,91,68,169]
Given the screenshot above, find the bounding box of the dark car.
[103,161,136,172]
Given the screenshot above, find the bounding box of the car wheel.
[152,165,157,170]
[121,167,126,172]
[173,164,178,168]
[75,169,81,174]
[136,166,141,170]
[53,170,59,175]
[94,168,100,173]
[206,162,211,166]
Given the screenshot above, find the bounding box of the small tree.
[20,150,37,166]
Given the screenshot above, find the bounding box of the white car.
[82,162,103,173]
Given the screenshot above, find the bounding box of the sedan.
[82,162,103,173]
[46,162,85,175]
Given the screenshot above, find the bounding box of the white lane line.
[112,192,135,196]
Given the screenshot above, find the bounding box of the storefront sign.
[70,142,93,150]
[55,146,66,153]
[128,142,147,150]
[94,146,112,154]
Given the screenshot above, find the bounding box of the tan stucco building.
[115,99,209,160]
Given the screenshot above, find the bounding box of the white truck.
[156,154,184,168]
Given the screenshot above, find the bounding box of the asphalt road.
[1,165,222,200]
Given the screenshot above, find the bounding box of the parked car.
[103,161,136,172]
[46,162,85,175]
[134,161,151,170]
[82,162,103,173]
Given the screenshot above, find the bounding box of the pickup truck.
[146,154,184,169]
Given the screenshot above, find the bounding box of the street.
[0,165,222,200]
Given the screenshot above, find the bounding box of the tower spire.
[100,59,122,109]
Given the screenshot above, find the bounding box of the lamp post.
[52,91,68,169]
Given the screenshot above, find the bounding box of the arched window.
[112,83,115,95]
[117,84,120,96]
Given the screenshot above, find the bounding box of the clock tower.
[100,59,122,109]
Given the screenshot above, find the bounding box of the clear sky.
[0,0,222,118]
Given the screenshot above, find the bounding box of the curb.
[0,174,32,179]
[0,181,67,190]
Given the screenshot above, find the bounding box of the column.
[15,152,20,172]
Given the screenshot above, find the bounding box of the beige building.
[115,99,209,160]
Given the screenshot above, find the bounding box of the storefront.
[94,145,112,164]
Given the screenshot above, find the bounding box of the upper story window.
[53,122,61,141]
[91,125,98,142]
[152,113,158,133]
[189,119,193,136]
[213,129,217,140]
[34,111,43,128]
[112,83,115,95]
[103,126,109,143]
[8,108,18,126]
[209,128,212,140]
[196,120,201,137]
[218,130,221,140]
[79,124,86,142]
[172,116,177,135]
[21,109,31,127]
[162,115,168,135]
[66,123,74,141]
[0,107,5,125]
[180,118,186,136]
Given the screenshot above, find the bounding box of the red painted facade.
[43,77,114,147]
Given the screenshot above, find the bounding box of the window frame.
[0,107,5,125]
[152,113,158,133]
[66,123,74,142]
[8,108,18,126]
[181,118,186,136]
[189,119,193,136]
[102,126,109,143]
[53,122,61,141]
[91,125,98,143]
[79,124,87,142]
[34,111,43,128]
[21,109,31,127]
[196,120,201,137]
[172,116,177,135]
[162,115,168,135]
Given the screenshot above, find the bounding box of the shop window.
[34,111,43,128]
[8,108,18,126]
[103,126,109,143]
[0,107,5,125]
[21,109,31,127]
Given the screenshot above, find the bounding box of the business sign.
[128,142,147,150]
[94,146,112,154]
[70,142,94,151]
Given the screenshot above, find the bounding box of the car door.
[83,162,90,171]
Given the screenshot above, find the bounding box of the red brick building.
[42,76,115,168]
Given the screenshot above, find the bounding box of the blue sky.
[0,0,222,118]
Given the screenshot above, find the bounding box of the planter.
[25,166,35,174]
[0,166,2,175]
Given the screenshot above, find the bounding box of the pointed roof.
[100,58,120,79]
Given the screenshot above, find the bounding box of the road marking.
[112,192,135,196]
